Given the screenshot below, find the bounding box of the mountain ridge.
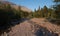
[0,1,32,12]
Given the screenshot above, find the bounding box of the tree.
[53,0,60,19]
[34,6,42,18]
[37,6,40,12]
[37,6,42,17]
[34,9,37,12]
[40,8,44,17]
[43,6,48,18]
[48,8,54,18]
[54,0,60,2]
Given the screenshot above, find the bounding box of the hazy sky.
[8,0,54,10]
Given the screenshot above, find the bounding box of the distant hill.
[0,1,32,12]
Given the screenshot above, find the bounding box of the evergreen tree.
[43,6,48,18]
[53,0,60,19]
[48,8,54,18]
[40,8,44,17]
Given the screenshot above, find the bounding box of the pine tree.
[48,8,53,18]
[53,0,60,19]
[43,6,48,18]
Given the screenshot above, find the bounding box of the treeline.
[30,0,60,20]
[30,6,54,18]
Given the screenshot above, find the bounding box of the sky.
[7,0,54,11]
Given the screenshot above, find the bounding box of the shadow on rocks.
[35,27,58,36]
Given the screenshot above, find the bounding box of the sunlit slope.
[0,1,32,12]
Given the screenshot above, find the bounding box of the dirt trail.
[8,20,35,36]
[7,18,60,36]
[30,18,60,35]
